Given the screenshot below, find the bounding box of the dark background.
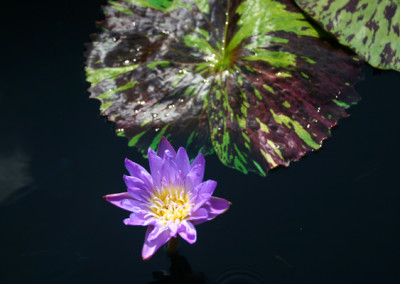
[1,0,399,283]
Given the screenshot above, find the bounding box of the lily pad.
[85,0,362,176]
[294,0,400,71]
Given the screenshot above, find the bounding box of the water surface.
[1,0,399,283]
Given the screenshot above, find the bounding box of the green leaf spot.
[262,84,275,94]
[98,81,137,100]
[256,118,270,134]
[301,72,309,79]
[100,101,114,111]
[332,99,350,108]
[86,65,139,85]
[270,109,320,149]
[252,161,266,177]
[301,56,316,64]
[110,1,134,15]
[147,61,170,69]
[276,72,292,78]
[128,130,148,146]
[150,125,169,150]
[244,49,297,69]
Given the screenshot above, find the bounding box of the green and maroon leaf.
[85,0,362,176]
[86,0,217,156]
[294,0,400,71]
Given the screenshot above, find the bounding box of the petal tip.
[225,202,232,213]
[178,231,197,245]
[157,137,176,158]
[147,147,156,156]
[141,254,152,261]
[194,152,205,162]
[158,136,169,150]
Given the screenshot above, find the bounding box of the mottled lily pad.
[85,0,362,176]
[294,0,400,71]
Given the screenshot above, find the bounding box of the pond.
[1,0,399,283]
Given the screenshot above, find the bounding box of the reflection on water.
[149,250,208,284]
[149,249,266,284]
[0,148,32,203]
[2,0,400,282]
[20,249,86,279]
[213,267,264,284]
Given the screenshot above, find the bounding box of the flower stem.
[167,236,179,255]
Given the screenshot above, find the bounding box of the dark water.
[1,0,400,283]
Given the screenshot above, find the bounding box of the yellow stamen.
[149,186,192,225]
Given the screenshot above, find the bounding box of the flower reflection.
[104,137,230,260]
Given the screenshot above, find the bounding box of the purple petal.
[148,148,163,188]
[192,180,217,211]
[123,212,155,226]
[123,175,150,191]
[197,180,217,197]
[191,197,231,225]
[168,221,179,237]
[190,152,205,171]
[187,153,205,187]
[160,156,181,186]
[147,224,170,242]
[157,137,176,159]
[184,175,195,196]
[127,187,150,202]
[103,192,146,212]
[175,147,190,177]
[142,225,171,260]
[188,208,208,221]
[125,158,153,187]
[178,221,197,244]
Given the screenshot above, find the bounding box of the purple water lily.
[104,137,230,260]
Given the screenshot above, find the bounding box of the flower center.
[149,186,191,224]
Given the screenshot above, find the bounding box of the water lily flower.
[104,137,230,260]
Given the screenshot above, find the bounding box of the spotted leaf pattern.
[85,0,362,176]
[294,0,400,71]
